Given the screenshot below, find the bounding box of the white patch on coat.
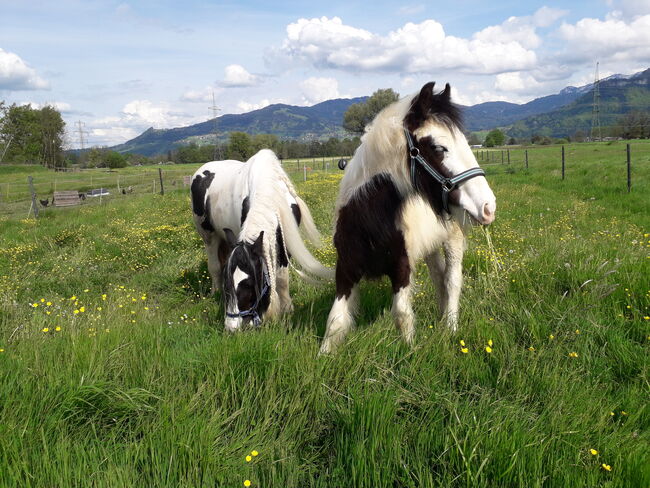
[232,266,249,290]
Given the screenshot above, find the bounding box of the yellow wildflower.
[251,450,258,457]
[42,327,49,332]
[575,329,580,334]
[549,334,555,340]
[485,346,492,353]
[244,481,251,487]
[461,347,469,354]
[40,298,45,302]
[55,326,61,332]
[79,306,85,313]
[245,455,252,462]
[569,352,578,358]
[528,346,535,352]
[74,310,79,315]
[46,301,52,306]
[590,449,598,456]
[601,463,611,471]
[459,340,466,347]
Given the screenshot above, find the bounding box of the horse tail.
[295,195,323,248]
[276,199,334,282]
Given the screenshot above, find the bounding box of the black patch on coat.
[240,196,250,226]
[200,195,215,232]
[276,225,289,267]
[291,203,301,225]
[334,173,410,299]
[191,170,215,216]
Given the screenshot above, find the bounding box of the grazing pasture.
[0,141,648,487]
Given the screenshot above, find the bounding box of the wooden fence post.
[28,176,39,219]
[561,145,565,180]
[158,168,164,195]
[507,149,510,164]
[627,143,631,193]
[303,165,307,182]
[501,150,504,164]
[525,149,528,169]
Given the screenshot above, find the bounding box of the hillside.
[506,69,650,138]
[111,97,367,156]
[109,69,650,156]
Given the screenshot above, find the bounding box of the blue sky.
[1,0,649,147]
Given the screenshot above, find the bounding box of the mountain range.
[111,69,650,156]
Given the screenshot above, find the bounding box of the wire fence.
[1,144,646,220]
[0,157,352,220]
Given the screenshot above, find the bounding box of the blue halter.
[225,261,270,327]
[404,129,486,213]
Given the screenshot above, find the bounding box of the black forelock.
[404,82,463,133]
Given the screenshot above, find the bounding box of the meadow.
[0,141,648,487]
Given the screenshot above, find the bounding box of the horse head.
[222,229,270,331]
[404,82,496,225]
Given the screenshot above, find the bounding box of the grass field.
[0,141,648,487]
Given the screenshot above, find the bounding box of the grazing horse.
[191,149,333,331]
[320,82,496,354]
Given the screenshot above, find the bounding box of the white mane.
[337,96,414,209]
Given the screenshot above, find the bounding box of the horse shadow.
[289,279,393,338]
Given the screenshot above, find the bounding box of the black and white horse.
[191,149,333,331]
[320,82,496,353]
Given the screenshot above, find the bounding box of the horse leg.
[390,249,414,345]
[319,276,359,355]
[424,248,447,320]
[204,236,225,294]
[276,265,293,314]
[441,229,465,331]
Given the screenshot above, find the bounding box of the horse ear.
[223,228,237,247]
[415,82,436,111]
[405,82,436,131]
[442,83,451,101]
[252,231,264,256]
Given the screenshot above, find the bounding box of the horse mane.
[337,86,464,210]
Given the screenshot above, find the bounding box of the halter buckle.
[409,147,420,158]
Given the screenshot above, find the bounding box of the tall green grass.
[0,142,648,487]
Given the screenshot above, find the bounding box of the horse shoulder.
[397,195,449,262]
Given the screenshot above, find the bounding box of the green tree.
[105,151,128,168]
[227,132,252,160]
[0,103,65,167]
[484,129,505,147]
[343,88,399,134]
[251,133,279,153]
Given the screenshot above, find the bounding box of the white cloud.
[17,101,71,112]
[236,99,272,112]
[267,17,537,74]
[606,0,650,19]
[558,14,650,63]
[0,48,49,91]
[494,72,543,93]
[474,7,567,49]
[181,86,221,103]
[270,16,539,75]
[221,64,261,87]
[300,77,340,104]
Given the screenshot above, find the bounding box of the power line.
[208,91,222,160]
[75,121,90,151]
[591,62,602,142]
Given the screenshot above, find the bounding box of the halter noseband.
[404,129,486,213]
[225,253,270,327]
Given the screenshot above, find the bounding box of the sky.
[1,0,649,148]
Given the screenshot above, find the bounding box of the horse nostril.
[483,203,492,217]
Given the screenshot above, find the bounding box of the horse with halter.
[320,82,496,354]
[191,149,333,331]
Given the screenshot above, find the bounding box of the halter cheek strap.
[404,129,486,213]
[225,262,270,327]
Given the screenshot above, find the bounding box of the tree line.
[0,102,66,168]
